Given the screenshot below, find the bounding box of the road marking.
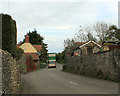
[67,80,79,86]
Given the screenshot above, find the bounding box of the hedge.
[1,14,17,57]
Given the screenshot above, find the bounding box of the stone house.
[65,42,86,57]
[17,35,42,62]
[66,41,102,57]
[102,41,120,51]
[74,41,102,56]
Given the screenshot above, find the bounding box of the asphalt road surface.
[22,63,118,94]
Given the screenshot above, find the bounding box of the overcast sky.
[0,0,119,53]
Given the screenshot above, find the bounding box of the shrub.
[39,62,47,69]
[62,64,66,71]
[2,14,17,57]
[15,48,24,61]
[97,69,103,78]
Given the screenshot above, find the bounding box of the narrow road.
[22,63,118,94]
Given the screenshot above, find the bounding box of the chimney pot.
[25,35,29,43]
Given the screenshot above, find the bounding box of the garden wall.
[66,50,120,81]
[1,49,21,94]
[17,54,27,74]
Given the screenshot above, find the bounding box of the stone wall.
[0,49,2,95]
[1,49,21,94]
[66,50,120,82]
[17,54,27,74]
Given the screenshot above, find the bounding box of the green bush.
[97,69,103,78]
[2,14,17,57]
[15,48,24,61]
[62,64,66,71]
[39,63,47,69]
[56,50,65,64]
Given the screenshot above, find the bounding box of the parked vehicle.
[48,53,56,68]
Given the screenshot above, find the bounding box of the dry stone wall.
[0,49,2,95]
[66,50,120,82]
[17,54,26,74]
[1,49,21,94]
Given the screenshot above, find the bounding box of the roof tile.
[33,45,42,52]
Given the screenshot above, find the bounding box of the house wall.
[74,46,100,56]
[79,45,101,55]
[66,50,120,82]
[93,46,101,53]
[81,47,87,55]
[102,45,109,51]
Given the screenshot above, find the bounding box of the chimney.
[25,35,29,43]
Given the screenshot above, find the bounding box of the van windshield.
[49,62,55,64]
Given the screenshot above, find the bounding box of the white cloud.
[0,0,119,2]
[0,1,118,52]
[43,25,75,29]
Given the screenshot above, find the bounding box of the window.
[87,47,93,54]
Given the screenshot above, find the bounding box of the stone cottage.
[66,41,102,57]
[102,41,120,51]
[17,35,42,62]
[78,41,101,55]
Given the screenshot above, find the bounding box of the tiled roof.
[33,45,42,52]
[109,45,120,50]
[20,43,37,53]
[18,43,42,52]
[75,42,86,45]
[25,53,39,60]
[79,41,101,48]
[75,41,101,46]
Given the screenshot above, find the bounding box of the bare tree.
[74,33,87,42]
[64,22,111,48]
[75,26,97,42]
[93,22,111,42]
[86,32,97,42]
[64,38,75,48]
